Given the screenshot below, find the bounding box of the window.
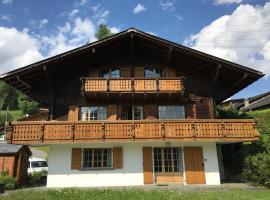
[144,68,155,77]
[111,68,120,78]
[83,148,112,169]
[99,70,110,78]
[31,161,48,168]
[158,106,185,120]
[144,67,165,77]
[80,107,107,121]
[121,106,143,120]
[154,148,183,173]
[99,68,120,78]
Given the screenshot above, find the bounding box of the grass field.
[6,110,24,121]
[248,108,270,130]
[1,188,270,200]
[33,145,50,156]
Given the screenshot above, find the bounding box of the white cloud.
[133,3,146,14]
[146,31,157,36]
[159,0,175,11]
[1,15,11,22]
[39,19,48,28]
[184,3,270,76]
[91,4,110,24]
[214,0,243,5]
[42,17,96,56]
[2,0,12,5]
[109,27,120,34]
[76,0,87,6]
[0,27,43,74]
[69,9,79,18]
[174,14,183,21]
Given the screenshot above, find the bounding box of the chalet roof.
[237,91,270,111]
[0,143,31,155]
[0,28,265,103]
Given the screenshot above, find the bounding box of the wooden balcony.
[82,77,184,94]
[6,119,259,144]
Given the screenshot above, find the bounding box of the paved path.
[30,147,47,159]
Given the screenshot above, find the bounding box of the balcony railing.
[81,77,184,93]
[6,119,259,144]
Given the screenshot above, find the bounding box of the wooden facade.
[0,28,264,185]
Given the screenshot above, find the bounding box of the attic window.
[144,67,164,77]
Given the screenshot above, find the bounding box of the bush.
[243,151,270,187]
[0,171,17,190]
[27,171,46,186]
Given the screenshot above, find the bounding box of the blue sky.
[0,0,269,99]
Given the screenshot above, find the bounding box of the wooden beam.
[232,72,248,88]
[43,66,55,120]
[210,64,222,95]
[167,46,173,66]
[16,75,31,89]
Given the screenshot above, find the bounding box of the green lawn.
[1,188,270,200]
[248,108,270,130]
[8,110,24,121]
[32,146,50,156]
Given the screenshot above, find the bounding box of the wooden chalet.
[0,28,263,187]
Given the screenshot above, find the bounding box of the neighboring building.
[0,144,31,185]
[222,91,270,111]
[0,28,263,187]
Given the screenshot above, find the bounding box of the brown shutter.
[121,67,131,77]
[68,105,79,121]
[71,148,82,170]
[143,147,153,184]
[134,67,145,77]
[113,147,123,169]
[196,98,211,119]
[144,105,158,120]
[166,67,176,77]
[108,105,117,120]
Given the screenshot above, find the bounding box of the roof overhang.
[0,28,264,104]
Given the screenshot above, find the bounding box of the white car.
[28,157,48,174]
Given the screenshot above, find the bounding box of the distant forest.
[0,81,39,126]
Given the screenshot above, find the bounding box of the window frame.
[121,105,143,120]
[99,68,120,78]
[153,147,183,174]
[80,106,107,121]
[144,67,165,78]
[158,105,185,120]
[82,148,113,170]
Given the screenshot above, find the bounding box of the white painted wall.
[47,142,220,187]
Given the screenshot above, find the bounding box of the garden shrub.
[27,171,46,186]
[0,171,17,190]
[243,151,270,187]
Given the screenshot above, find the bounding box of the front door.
[184,147,206,184]
[153,147,184,184]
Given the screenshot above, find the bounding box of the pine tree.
[95,24,113,40]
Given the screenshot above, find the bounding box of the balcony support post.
[43,66,55,120]
[161,122,165,140]
[102,123,105,141]
[40,124,44,143]
[132,122,135,141]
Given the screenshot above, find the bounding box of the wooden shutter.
[71,148,82,170]
[134,67,145,77]
[143,147,153,184]
[113,147,123,169]
[184,147,206,184]
[144,105,158,120]
[68,105,79,121]
[165,67,176,77]
[121,67,131,77]
[108,105,117,120]
[195,98,211,119]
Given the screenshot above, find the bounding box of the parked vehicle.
[28,157,48,174]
